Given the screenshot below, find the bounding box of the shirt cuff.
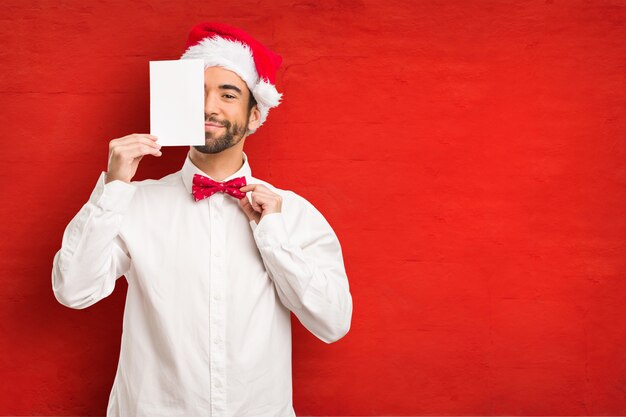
[88,171,138,213]
[252,212,290,248]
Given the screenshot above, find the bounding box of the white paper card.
[150,59,205,146]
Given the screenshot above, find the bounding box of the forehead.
[204,66,247,89]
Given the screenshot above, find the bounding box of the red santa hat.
[180,22,283,135]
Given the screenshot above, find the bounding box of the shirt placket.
[209,192,227,416]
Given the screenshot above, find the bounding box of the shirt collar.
[181,149,252,194]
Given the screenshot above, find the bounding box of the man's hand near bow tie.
[238,184,282,225]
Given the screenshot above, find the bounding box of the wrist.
[105,173,128,184]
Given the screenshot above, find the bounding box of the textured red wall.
[1,0,625,415]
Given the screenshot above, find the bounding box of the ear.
[247,105,261,133]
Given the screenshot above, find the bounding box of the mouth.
[205,122,225,130]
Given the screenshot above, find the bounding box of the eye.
[223,94,236,99]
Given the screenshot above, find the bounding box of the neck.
[189,143,245,181]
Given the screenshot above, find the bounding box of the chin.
[193,146,220,154]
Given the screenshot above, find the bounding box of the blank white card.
[150,59,205,146]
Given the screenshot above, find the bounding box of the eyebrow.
[220,84,242,94]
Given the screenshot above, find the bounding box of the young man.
[51,22,353,417]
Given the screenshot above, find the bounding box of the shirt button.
[213,292,221,301]
[215,250,221,258]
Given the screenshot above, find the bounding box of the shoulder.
[127,171,184,199]
[130,171,181,188]
[117,172,189,213]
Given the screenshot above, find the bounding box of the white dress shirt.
[51,150,353,417]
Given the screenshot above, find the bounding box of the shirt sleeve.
[51,171,137,309]
[251,200,353,344]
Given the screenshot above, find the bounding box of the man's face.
[194,66,259,154]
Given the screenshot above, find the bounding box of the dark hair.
[247,88,257,113]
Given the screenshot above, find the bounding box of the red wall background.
[1,0,625,415]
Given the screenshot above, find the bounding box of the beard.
[193,112,250,154]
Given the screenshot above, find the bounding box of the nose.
[204,91,220,117]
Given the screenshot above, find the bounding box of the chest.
[120,191,268,302]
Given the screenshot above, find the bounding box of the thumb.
[239,195,256,220]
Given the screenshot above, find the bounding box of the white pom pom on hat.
[180,22,283,135]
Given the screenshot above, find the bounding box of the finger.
[239,196,261,222]
[113,134,152,144]
[239,184,266,192]
[115,143,160,159]
[117,135,161,150]
[241,187,275,201]
[250,193,265,213]
[115,142,162,159]
[126,133,159,141]
[239,196,255,217]
[245,192,255,208]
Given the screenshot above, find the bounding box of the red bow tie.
[192,173,247,201]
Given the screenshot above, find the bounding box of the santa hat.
[180,22,283,135]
